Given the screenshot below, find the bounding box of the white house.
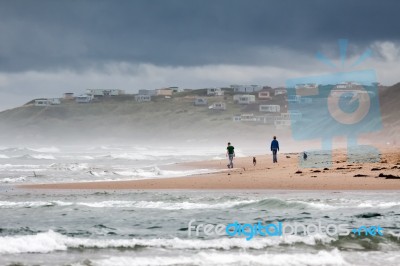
[240,114,257,122]
[34,99,50,106]
[34,98,61,106]
[75,94,93,103]
[209,102,226,110]
[259,104,280,112]
[135,95,152,102]
[169,87,183,93]
[233,94,256,104]
[207,88,224,96]
[48,98,60,105]
[86,89,125,97]
[86,89,106,96]
[231,85,262,93]
[194,97,208,106]
[110,89,125,96]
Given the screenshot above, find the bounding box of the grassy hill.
[0,90,280,145]
[0,85,398,146]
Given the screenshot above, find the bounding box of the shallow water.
[0,145,227,184]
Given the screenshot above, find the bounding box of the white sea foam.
[0,176,27,183]
[28,146,60,153]
[0,199,255,209]
[291,199,400,210]
[0,230,336,254]
[49,163,90,171]
[14,154,56,160]
[0,201,56,208]
[355,201,400,208]
[85,250,347,266]
[106,153,153,161]
[77,199,256,209]
[0,154,9,159]
[113,167,219,179]
[30,154,56,160]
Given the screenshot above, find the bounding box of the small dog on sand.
[253,157,257,166]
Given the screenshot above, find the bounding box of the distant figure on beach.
[303,152,308,161]
[270,136,279,163]
[253,157,257,166]
[226,142,235,168]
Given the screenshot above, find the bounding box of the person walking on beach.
[270,136,279,163]
[226,142,235,168]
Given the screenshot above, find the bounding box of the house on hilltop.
[34,98,61,107]
[209,102,226,110]
[75,94,93,103]
[259,104,280,112]
[258,89,273,100]
[86,89,125,97]
[207,88,224,96]
[233,94,256,104]
[230,84,262,93]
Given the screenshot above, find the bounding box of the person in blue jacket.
[270,136,279,163]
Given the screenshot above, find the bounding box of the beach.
[1,145,400,266]
[20,147,400,190]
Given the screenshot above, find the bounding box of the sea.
[0,145,399,266]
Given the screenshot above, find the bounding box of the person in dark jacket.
[226,142,235,168]
[270,136,279,163]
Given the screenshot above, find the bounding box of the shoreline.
[19,148,400,191]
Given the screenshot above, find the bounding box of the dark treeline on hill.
[0,85,398,146]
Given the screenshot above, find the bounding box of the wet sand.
[20,148,400,190]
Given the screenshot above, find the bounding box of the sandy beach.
[20,147,400,190]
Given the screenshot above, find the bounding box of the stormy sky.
[0,0,399,110]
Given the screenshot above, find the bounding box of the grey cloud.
[0,0,400,72]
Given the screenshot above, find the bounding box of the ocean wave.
[0,164,41,169]
[13,154,56,160]
[238,198,309,210]
[0,230,336,254]
[0,200,255,210]
[102,153,154,161]
[79,250,347,266]
[28,146,60,153]
[0,176,27,183]
[0,146,60,153]
[49,163,90,171]
[113,167,219,179]
[0,201,59,208]
[78,200,256,209]
[0,154,9,159]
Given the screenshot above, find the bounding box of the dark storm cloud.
[0,0,399,71]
